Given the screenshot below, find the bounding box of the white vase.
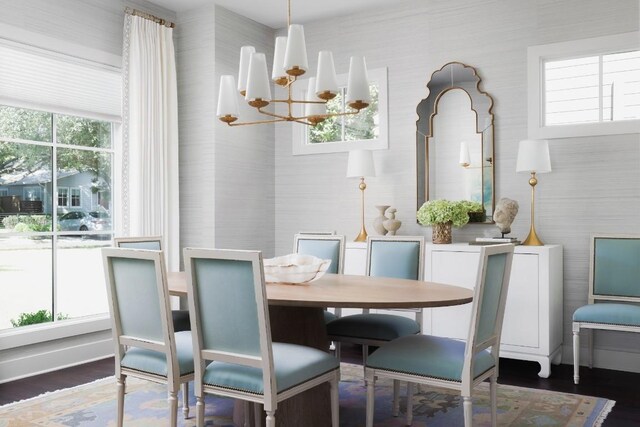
[373,205,390,235]
[383,208,402,236]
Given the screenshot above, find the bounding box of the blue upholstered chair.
[572,234,640,384]
[102,248,194,427]
[293,233,345,323]
[114,236,191,333]
[183,248,341,427]
[364,244,514,427]
[327,236,425,363]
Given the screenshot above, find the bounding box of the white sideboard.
[344,242,564,378]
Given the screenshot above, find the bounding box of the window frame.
[528,32,640,139]
[57,186,69,207]
[292,67,388,155]
[70,187,81,207]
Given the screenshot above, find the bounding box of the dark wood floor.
[1,344,638,426]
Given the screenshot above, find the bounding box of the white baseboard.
[0,333,114,384]
[561,344,640,374]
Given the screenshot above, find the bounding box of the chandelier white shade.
[346,56,370,109]
[216,0,370,127]
[315,51,339,98]
[283,24,308,75]
[272,36,288,83]
[237,45,255,94]
[217,75,239,118]
[245,52,272,106]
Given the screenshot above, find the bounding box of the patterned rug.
[0,364,614,426]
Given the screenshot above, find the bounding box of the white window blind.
[0,40,121,122]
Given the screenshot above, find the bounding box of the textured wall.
[213,7,276,257]
[274,0,640,370]
[176,5,217,252]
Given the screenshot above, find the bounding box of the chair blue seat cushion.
[121,331,194,376]
[202,342,339,394]
[366,335,495,382]
[323,310,338,324]
[573,303,640,326]
[326,313,420,342]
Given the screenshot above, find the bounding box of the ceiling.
[146,0,393,28]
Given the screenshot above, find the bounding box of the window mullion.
[52,114,58,322]
[598,54,604,122]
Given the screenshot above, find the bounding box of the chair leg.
[573,323,580,385]
[116,375,125,427]
[365,370,376,427]
[266,410,276,427]
[330,372,340,427]
[392,380,400,417]
[196,395,205,427]
[168,389,178,427]
[334,342,342,362]
[462,395,473,427]
[362,344,369,364]
[588,329,594,369]
[406,382,415,426]
[181,382,189,419]
[254,403,262,427]
[490,376,497,427]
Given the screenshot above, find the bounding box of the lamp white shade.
[347,149,376,178]
[272,36,288,81]
[283,24,308,73]
[245,52,272,102]
[237,45,255,93]
[315,51,338,96]
[459,141,471,166]
[217,75,239,118]
[305,77,326,117]
[346,56,370,105]
[516,139,551,173]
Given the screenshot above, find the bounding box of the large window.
[528,32,640,138]
[0,105,114,331]
[293,67,388,155]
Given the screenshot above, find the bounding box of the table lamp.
[347,149,376,242]
[516,139,551,246]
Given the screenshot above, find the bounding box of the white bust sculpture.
[494,198,519,236]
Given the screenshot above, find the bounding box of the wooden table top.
[167,272,473,309]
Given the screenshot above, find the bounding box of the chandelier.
[216,0,371,127]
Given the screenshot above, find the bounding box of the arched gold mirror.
[416,62,495,223]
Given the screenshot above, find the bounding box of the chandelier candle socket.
[215,0,370,127]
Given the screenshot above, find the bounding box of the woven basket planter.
[432,222,452,244]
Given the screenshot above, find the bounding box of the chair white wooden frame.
[114,236,163,250]
[294,233,346,317]
[364,244,514,427]
[330,235,425,363]
[572,234,640,384]
[102,248,194,427]
[184,248,340,427]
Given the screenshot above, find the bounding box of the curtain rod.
[124,7,175,28]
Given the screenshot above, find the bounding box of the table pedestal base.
[232,306,333,427]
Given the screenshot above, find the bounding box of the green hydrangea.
[417,199,477,228]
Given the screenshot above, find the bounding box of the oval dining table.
[167,272,473,427]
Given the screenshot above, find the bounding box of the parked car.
[88,210,112,231]
[58,211,104,231]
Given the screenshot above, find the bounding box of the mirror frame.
[416,62,495,223]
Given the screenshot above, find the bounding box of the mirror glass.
[416,62,495,222]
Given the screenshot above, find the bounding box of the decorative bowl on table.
[263,254,331,284]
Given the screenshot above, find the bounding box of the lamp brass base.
[522,226,544,246]
[354,227,368,242]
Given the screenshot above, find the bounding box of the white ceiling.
[146,0,393,28]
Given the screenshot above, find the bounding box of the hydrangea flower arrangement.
[417,199,481,227]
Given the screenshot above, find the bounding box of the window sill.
[0,314,111,350]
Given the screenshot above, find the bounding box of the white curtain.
[122,15,180,271]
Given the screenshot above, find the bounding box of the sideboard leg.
[537,359,551,378]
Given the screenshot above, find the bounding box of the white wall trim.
[562,343,640,374]
[528,31,640,139]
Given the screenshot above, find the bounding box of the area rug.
[0,364,614,426]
